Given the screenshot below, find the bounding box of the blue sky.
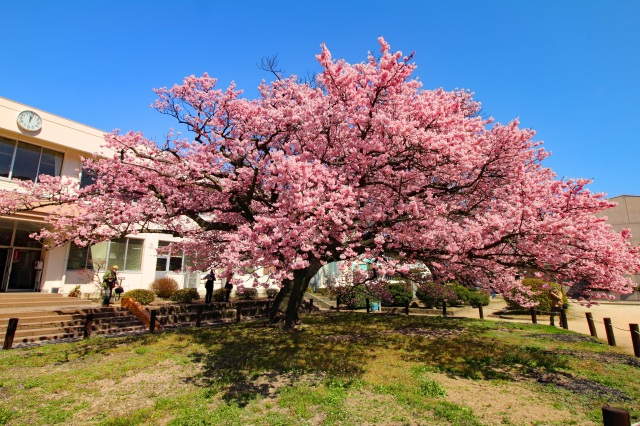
[1,1,638,197]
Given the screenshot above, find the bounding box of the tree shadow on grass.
[181,314,407,406]
[175,312,632,406]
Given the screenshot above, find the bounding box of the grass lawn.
[0,312,638,425]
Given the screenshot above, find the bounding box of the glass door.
[7,249,41,291]
[0,248,9,292]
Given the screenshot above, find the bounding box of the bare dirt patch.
[321,327,464,342]
[79,358,195,420]
[526,332,602,344]
[542,348,640,368]
[434,373,590,425]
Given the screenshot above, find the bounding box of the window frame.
[66,237,145,272]
[0,136,64,182]
[155,241,184,273]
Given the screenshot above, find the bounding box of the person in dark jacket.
[203,270,215,303]
[102,265,118,307]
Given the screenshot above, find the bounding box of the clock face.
[17,110,42,132]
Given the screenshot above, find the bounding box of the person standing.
[549,286,564,326]
[102,265,118,307]
[203,270,215,304]
[224,280,233,302]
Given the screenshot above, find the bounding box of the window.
[0,137,63,182]
[0,218,13,246]
[66,238,143,271]
[13,221,43,248]
[79,167,97,188]
[0,219,46,248]
[155,241,184,273]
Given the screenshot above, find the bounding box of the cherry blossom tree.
[2,38,638,327]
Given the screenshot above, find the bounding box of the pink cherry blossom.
[2,38,638,327]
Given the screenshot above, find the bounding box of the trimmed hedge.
[505,279,567,311]
[312,287,330,296]
[122,289,155,305]
[415,282,489,308]
[382,282,413,307]
[170,288,200,303]
[266,288,279,299]
[212,288,227,302]
[150,277,179,299]
[238,288,258,300]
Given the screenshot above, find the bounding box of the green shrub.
[382,282,413,307]
[150,277,179,298]
[415,282,489,308]
[313,287,330,296]
[238,287,258,300]
[466,288,490,307]
[505,279,567,311]
[212,288,227,302]
[449,284,470,307]
[266,288,279,299]
[170,288,200,303]
[122,289,155,305]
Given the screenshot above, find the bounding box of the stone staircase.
[0,306,147,348]
[0,292,94,310]
[305,292,335,309]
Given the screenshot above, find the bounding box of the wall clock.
[17,110,42,132]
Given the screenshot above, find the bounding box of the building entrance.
[0,248,42,292]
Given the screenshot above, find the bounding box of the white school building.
[0,97,239,297]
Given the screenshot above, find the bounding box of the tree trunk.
[268,259,322,328]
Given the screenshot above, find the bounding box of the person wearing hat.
[102,265,119,306]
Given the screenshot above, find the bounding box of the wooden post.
[442,301,447,318]
[602,406,631,426]
[149,310,156,333]
[560,309,569,330]
[83,313,94,339]
[196,305,203,327]
[336,296,340,312]
[236,305,242,323]
[309,298,313,309]
[2,318,19,350]
[630,324,640,357]
[586,313,598,337]
[530,308,537,324]
[366,298,370,314]
[604,318,616,346]
[405,300,410,315]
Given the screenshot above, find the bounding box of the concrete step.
[2,325,148,347]
[3,315,142,331]
[0,293,64,299]
[306,293,334,309]
[0,308,132,322]
[6,317,143,337]
[0,299,94,309]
